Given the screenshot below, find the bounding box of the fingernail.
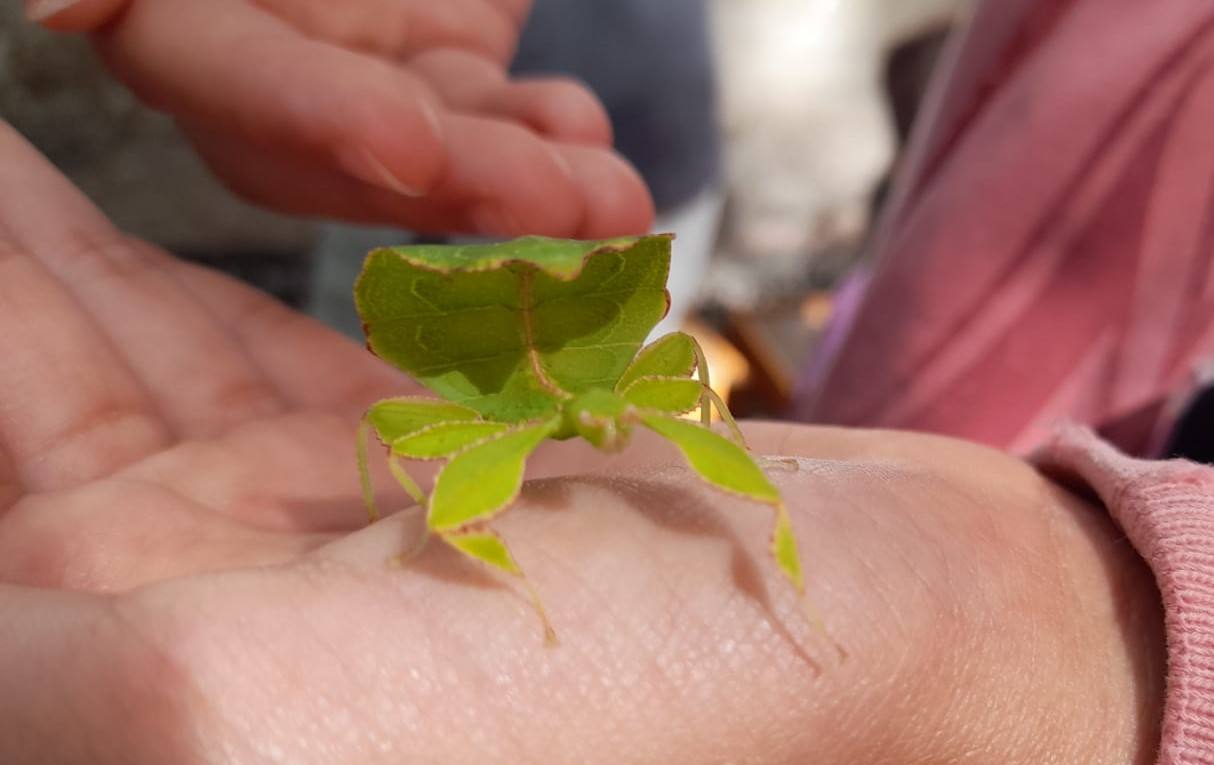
[547,144,575,181]
[25,0,79,21]
[471,205,521,237]
[416,98,443,145]
[335,145,425,197]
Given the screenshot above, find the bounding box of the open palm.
[0,125,1160,764]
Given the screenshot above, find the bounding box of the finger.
[0,125,169,490]
[252,0,520,65]
[5,231,287,440]
[24,0,128,29]
[95,0,447,198]
[183,114,586,237]
[554,143,655,237]
[434,114,589,235]
[487,0,531,27]
[507,77,615,144]
[0,125,287,440]
[158,255,421,413]
[69,240,292,437]
[184,115,651,238]
[409,48,613,145]
[181,121,472,232]
[0,234,167,493]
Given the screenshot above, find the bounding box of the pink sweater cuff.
[1037,425,1214,764]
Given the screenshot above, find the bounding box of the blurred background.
[0,0,971,417]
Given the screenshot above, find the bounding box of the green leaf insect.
[354,234,804,642]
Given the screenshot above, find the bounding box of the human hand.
[0,125,1162,763]
[24,0,653,238]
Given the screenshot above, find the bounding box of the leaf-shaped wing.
[392,420,512,459]
[355,235,671,421]
[639,413,804,591]
[616,332,697,391]
[427,418,559,532]
[620,376,702,414]
[365,397,482,444]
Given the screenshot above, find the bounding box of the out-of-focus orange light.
[680,318,750,418]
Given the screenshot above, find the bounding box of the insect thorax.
[556,388,637,452]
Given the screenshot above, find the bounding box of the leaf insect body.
[354,234,805,642]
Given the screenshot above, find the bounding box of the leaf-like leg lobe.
[620,376,703,414]
[772,503,805,593]
[366,397,483,444]
[443,527,558,644]
[392,420,512,459]
[639,413,805,593]
[616,332,697,392]
[427,417,559,532]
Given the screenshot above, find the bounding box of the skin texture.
[24,0,654,238]
[0,125,1165,763]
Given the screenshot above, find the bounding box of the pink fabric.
[1038,426,1214,764]
[794,0,1214,456]
[788,2,1214,758]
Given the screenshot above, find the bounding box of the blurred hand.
[0,125,1162,764]
[25,0,654,238]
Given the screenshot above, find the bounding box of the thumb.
[25,0,129,30]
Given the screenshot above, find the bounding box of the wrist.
[927,477,1165,764]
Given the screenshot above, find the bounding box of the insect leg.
[620,377,702,415]
[683,334,717,429]
[617,333,747,445]
[680,335,750,446]
[425,418,561,640]
[639,413,804,593]
[616,332,698,392]
[359,412,433,524]
[364,397,483,443]
[443,527,558,644]
[387,452,428,507]
[697,383,745,446]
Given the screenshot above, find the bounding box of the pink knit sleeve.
[1037,425,1214,764]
